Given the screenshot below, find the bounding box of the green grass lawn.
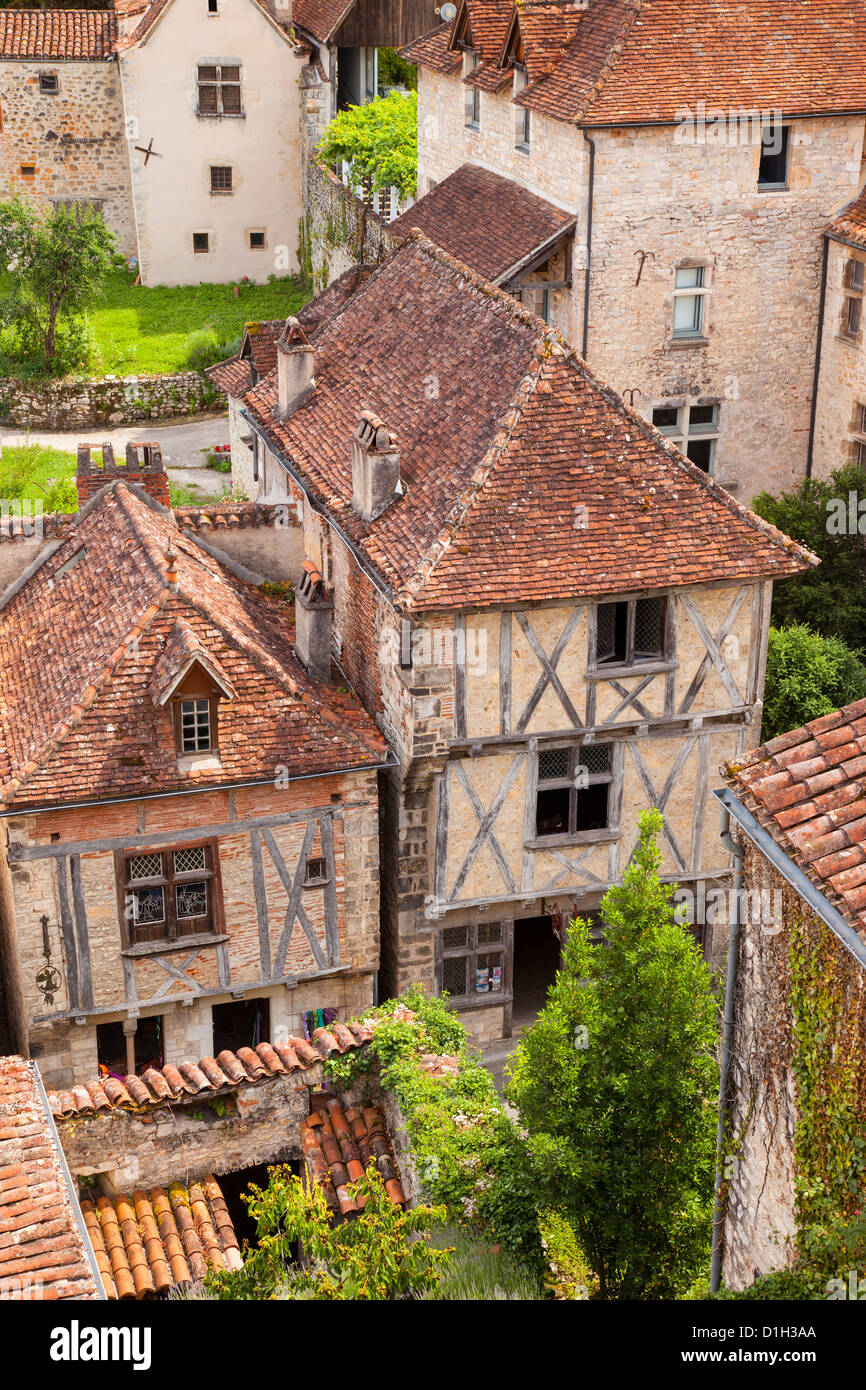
[0,269,311,378]
[0,440,223,511]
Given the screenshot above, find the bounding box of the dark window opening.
[216,1162,281,1249]
[192,232,210,254]
[212,997,270,1055]
[248,230,266,249]
[686,438,714,472]
[97,1015,163,1078]
[304,856,327,886]
[39,73,58,94]
[512,916,561,1030]
[208,0,218,11]
[596,596,666,665]
[210,165,232,192]
[534,743,613,840]
[758,124,789,187]
[652,405,680,431]
[20,165,36,178]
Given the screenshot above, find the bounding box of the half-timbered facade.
[224,231,814,1044]
[0,479,387,1090]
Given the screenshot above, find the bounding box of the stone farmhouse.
[0,455,390,1092]
[399,0,866,500]
[0,0,436,286]
[211,230,813,1046]
[715,700,866,1292]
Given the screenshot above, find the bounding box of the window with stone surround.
[210,165,233,193]
[513,66,530,149]
[248,229,266,250]
[197,64,242,116]
[652,400,720,473]
[122,844,217,945]
[463,51,480,128]
[437,922,507,1002]
[39,72,59,94]
[757,123,790,189]
[672,264,709,339]
[192,231,211,254]
[842,259,864,343]
[534,743,613,840]
[849,402,866,465]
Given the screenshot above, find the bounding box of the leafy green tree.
[377,47,418,93]
[0,197,114,374]
[506,810,719,1299]
[751,464,866,657]
[203,1163,450,1300]
[317,91,417,198]
[762,623,866,742]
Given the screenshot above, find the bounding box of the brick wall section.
[0,58,136,258]
[0,372,219,430]
[75,448,170,507]
[10,773,381,1090]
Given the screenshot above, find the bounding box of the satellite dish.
[439,3,457,20]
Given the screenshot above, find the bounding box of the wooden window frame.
[196,63,242,117]
[594,596,669,669]
[247,229,267,250]
[757,123,790,190]
[192,231,211,254]
[463,50,480,129]
[436,921,512,1006]
[533,743,614,842]
[174,695,217,754]
[652,401,720,474]
[117,841,222,947]
[672,264,709,339]
[842,259,864,344]
[209,165,233,193]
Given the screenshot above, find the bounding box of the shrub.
[762,623,866,741]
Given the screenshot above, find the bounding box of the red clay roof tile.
[0,9,116,59]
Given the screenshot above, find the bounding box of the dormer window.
[179,697,212,752]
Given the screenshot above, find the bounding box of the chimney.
[350,411,401,521]
[277,317,315,418]
[75,441,170,508]
[294,560,333,682]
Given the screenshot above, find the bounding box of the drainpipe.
[805,232,829,480]
[709,800,745,1293]
[581,128,596,359]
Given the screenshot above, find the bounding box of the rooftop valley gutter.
[709,784,866,1290]
[806,233,830,479]
[0,757,395,820]
[709,795,745,1294]
[580,127,595,359]
[240,411,403,609]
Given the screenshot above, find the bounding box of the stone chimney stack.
[350,411,401,521]
[277,318,315,419]
[76,442,170,508]
[294,560,333,682]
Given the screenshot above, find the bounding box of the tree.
[506,810,719,1299]
[317,91,417,199]
[751,464,866,658]
[0,197,115,375]
[203,1163,450,1301]
[761,624,866,742]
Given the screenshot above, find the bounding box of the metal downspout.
[709,801,745,1292]
[581,128,595,359]
[805,232,830,480]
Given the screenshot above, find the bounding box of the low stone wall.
[0,371,221,430]
[302,159,398,291]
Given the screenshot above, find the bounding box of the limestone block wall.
[0,371,219,429]
[0,57,136,258]
[7,773,381,1089]
[811,237,866,480]
[303,158,397,290]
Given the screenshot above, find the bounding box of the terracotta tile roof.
[0,483,387,809]
[208,355,253,397]
[401,19,461,74]
[410,0,866,127]
[390,163,575,282]
[80,1176,242,1298]
[173,500,290,532]
[0,1056,101,1300]
[292,0,356,43]
[0,9,117,60]
[300,1095,405,1214]
[46,1027,373,1120]
[241,232,814,612]
[726,698,866,948]
[827,185,866,250]
[462,0,515,91]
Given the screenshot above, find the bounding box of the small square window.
[248,230,266,250]
[210,165,232,192]
[19,165,36,179]
[192,232,210,254]
[208,0,218,11]
[758,124,790,188]
[39,73,58,94]
[304,856,327,885]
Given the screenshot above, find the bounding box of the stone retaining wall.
[302,159,397,290]
[0,371,221,431]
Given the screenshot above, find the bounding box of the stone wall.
[303,158,397,291]
[414,66,866,499]
[811,236,866,480]
[0,58,136,259]
[0,372,220,430]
